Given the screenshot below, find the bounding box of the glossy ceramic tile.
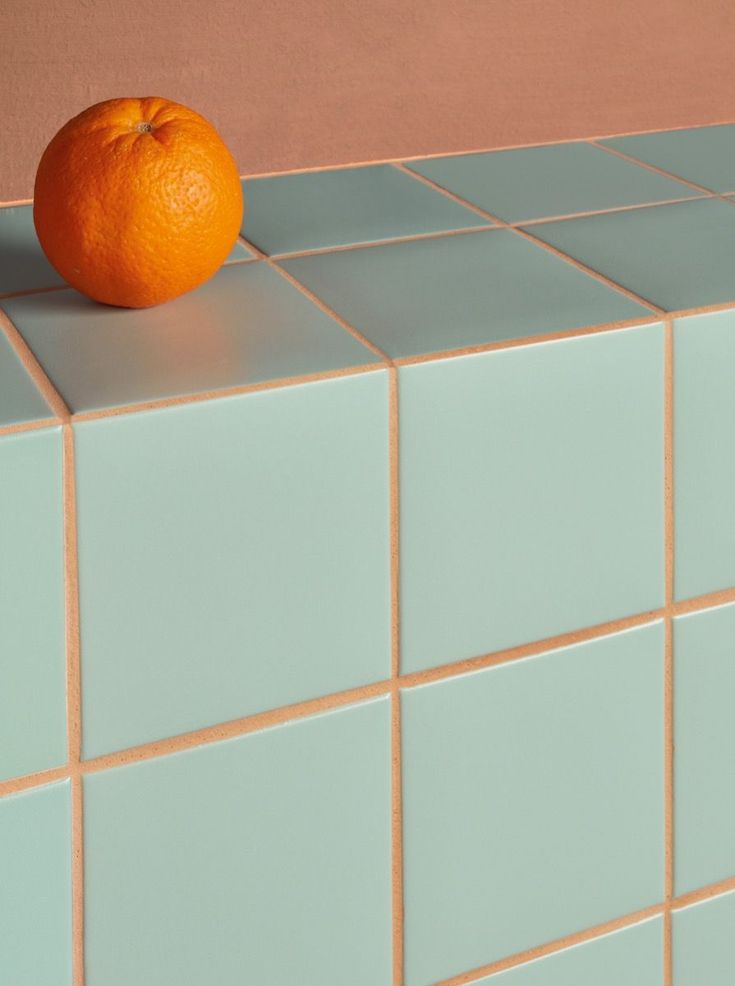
[407,142,698,222]
[0,204,66,295]
[604,125,735,193]
[672,891,735,986]
[75,371,390,757]
[398,324,664,671]
[0,782,72,986]
[0,427,66,781]
[283,229,650,359]
[470,919,664,986]
[527,199,735,311]
[3,262,378,413]
[84,698,391,986]
[401,623,665,986]
[0,325,55,427]
[224,238,257,262]
[673,603,735,894]
[673,309,735,599]
[241,164,488,256]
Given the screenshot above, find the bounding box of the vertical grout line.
[63,423,84,986]
[663,316,675,986]
[389,365,404,986]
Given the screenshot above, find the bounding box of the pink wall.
[2,0,735,200]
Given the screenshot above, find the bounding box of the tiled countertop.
[3,122,735,986]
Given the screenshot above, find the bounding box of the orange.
[33,96,244,308]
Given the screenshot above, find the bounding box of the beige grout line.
[518,193,715,227]
[388,366,404,986]
[0,283,68,302]
[0,308,70,420]
[590,141,718,195]
[0,764,70,797]
[672,875,735,910]
[70,363,388,425]
[271,223,496,261]
[672,585,735,615]
[62,424,84,986]
[663,316,675,986]
[0,416,60,438]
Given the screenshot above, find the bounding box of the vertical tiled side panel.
[672,891,735,986]
[0,781,72,985]
[0,427,66,780]
[74,371,391,757]
[401,622,665,986]
[674,309,735,600]
[468,918,664,986]
[84,698,392,986]
[399,325,664,672]
[673,603,735,894]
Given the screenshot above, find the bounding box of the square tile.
[672,891,735,986]
[0,782,72,986]
[604,125,735,193]
[241,164,488,256]
[0,325,55,428]
[0,205,66,295]
[526,199,735,312]
[75,370,390,757]
[84,699,392,986]
[283,229,651,360]
[398,324,664,672]
[407,142,698,223]
[469,919,663,986]
[673,309,735,599]
[673,603,735,894]
[401,623,665,986]
[2,262,378,414]
[0,428,66,781]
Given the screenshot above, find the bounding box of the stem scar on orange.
[33,96,244,308]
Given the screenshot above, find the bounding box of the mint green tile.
[674,603,735,894]
[241,165,488,256]
[399,324,664,672]
[4,262,377,414]
[0,782,72,986]
[604,125,735,193]
[224,239,256,262]
[0,205,66,294]
[673,891,735,986]
[674,309,735,599]
[470,919,664,986]
[0,428,66,780]
[75,371,390,757]
[282,229,651,359]
[401,623,665,986]
[0,327,54,427]
[527,199,735,311]
[407,142,698,223]
[84,698,391,986]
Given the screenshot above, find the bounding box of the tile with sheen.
[401,623,665,986]
[0,428,66,781]
[672,891,735,986]
[224,238,257,262]
[3,262,378,413]
[0,326,55,427]
[0,782,72,986]
[407,142,698,223]
[282,229,651,359]
[604,125,735,192]
[399,324,664,671]
[673,309,735,599]
[84,699,392,986]
[673,603,735,894]
[241,164,488,255]
[0,205,66,295]
[527,199,735,311]
[75,371,391,757]
[469,919,664,986]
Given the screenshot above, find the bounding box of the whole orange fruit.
[33,96,244,308]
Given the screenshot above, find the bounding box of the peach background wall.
[2,0,735,200]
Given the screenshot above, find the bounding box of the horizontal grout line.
[70,363,388,423]
[671,585,735,615]
[672,875,735,910]
[518,193,715,227]
[589,141,718,195]
[0,283,68,302]
[0,764,70,797]
[0,416,61,438]
[269,222,497,260]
